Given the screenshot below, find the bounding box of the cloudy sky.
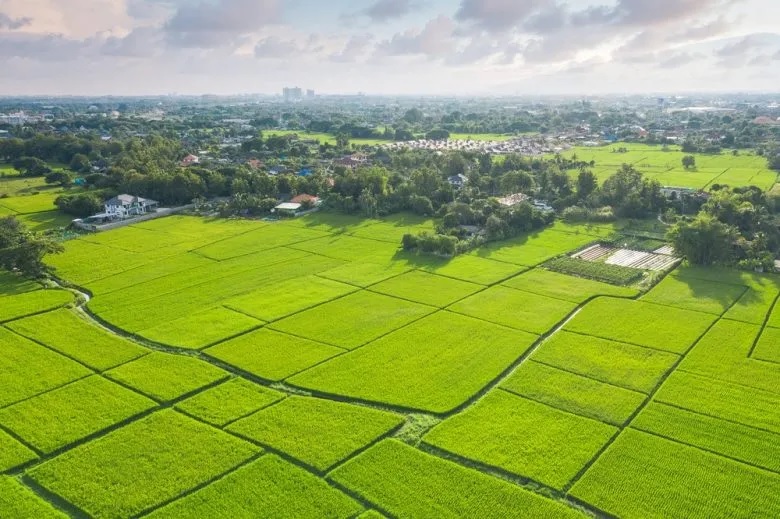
[0,0,778,96]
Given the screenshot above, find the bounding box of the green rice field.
[0,211,778,518]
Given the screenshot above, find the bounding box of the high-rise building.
[283,87,303,102]
[306,89,315,98]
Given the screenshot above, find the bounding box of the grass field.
[1,210,778,517]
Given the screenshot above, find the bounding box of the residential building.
[448,174,468,188]
[181,154,199,166]
[104,195,159,219]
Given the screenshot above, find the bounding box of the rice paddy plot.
[502,361,645,426]
[284,210,380,234]
[0,477,67,519]
[768,300,780,329]
[105,352,229,402]
[655,371,780,433]
[47,240,155,286]
[175,378,284,427]
[0,375,156,453]
[570,428,780,519]
[471,229,594,266]
[350,214,436,244]
[502,268,638,303]
[204,328,344,381]
[288,234,400,262]
[270,291,435,350]
[318,261,411,287]
[0,192,59,214]
[139,306,262,350]
[531,331,678,394]
[193,225,328,260]
[0,289,73,322]
[725,285,780,324]
[369,270,482,307]
[564,298,716,354]
[228,396,403,472]
[0,327,90,408]
[632,401,780,473]
[424,390,616,489]
[16,210,73,232]
[753,326,780,363]
[330,439,586,519]
[449,285,577,335]
[417,254,526,285]
[28,410,260,519]
[146,454,362,519]
[678,318,780,395]
[0,428,37,471]
[289,311,538,413]
[0,270,41,295]
[223,275,357,322]
[642,271,746,315]
[7,309,147,371]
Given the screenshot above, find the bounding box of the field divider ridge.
[747,289,780,359]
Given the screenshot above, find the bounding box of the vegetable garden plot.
[0,289,73,322]
[0,428,37,471]
[289,311,538,413]
[753,326,780,363]
[369,270,482,307]
[7,309,147,371]
[270,291,435,350]
[424,390,616,489]
[29,410,259,519]
[175,378,284,427]
[0,375,155,453]
[531,331,678,394]
[330,439,586,519]
[679,318,780,395]
[564,298,716,354]
[642,272,747,315]
[502,361,645,426]
[544,256,644,285]
[193,225,329,260]
[632,401,780,473]
[204,328,344,381]
[501,268,638,303]
[570,429,780,519]
[0,327,90,408]
[223,275,357,322]
[146,454,362,519]
[655,371,780,433]
[0,477,67,519]
[449,286,577,335]
[105,352,229,402]
[139,306,262,350]
[228,396,403,472]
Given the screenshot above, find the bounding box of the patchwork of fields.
[0,168,73,232]
[1,212,779,518]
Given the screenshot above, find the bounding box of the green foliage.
[147,455,362,519]
[289,312,537,413]
[502,361,645,425]
[7,309,146,370]
[228,396,402,471]
[0,216,63,277]
[668,213,737,265]
[600,165,665,218]
[330,439,586,519]
[532,331,678,394]
[425,390,616,489]
[0,376,155,453]
[571,429,780,519]
[204,328,343,381]
[105,352,229,402]
[29,410,260,518]
[54,192,104,217]
[175,378,284,427]
[564,298,716,354]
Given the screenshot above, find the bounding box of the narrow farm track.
[43,273,626,519]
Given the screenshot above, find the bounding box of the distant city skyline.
[0,0,778,96]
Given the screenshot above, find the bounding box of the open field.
[0,210,778,517]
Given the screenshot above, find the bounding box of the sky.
[0,0,779,96]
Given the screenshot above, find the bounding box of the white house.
[104,195,159,219]
[448,174,468,188]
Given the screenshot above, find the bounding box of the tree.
[667,213,736,265]
[402,108,423,124]
[576,169,598,199]
[500,171,534,194]
[682,155,696,170]
[426,129,450,140]
[12,157,51,177]
[45,171,72,187]
[55,193,103,217]
[0,216,63,277]
[69,153,92,173]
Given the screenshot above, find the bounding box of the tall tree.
[0,217,63,277]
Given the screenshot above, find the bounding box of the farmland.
[1,211,779,518]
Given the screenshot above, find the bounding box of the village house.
[104,195,159,219]
[497,193,531,207]
[181,154,200,167]
[448,174,469,188]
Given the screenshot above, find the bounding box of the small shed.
[274,202,301,217]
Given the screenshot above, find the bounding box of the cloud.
[0,12,32,30]
[102,26,162,57]
[165,0,282,48]
[658,51,703,68]
[455,0,540,32]
[358,0,416,23]
[376,15,456,58]
[254,36,301,59]
[329,34,374,62]
[716,33,774,58]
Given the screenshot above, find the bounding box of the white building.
[104,195,159,219]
